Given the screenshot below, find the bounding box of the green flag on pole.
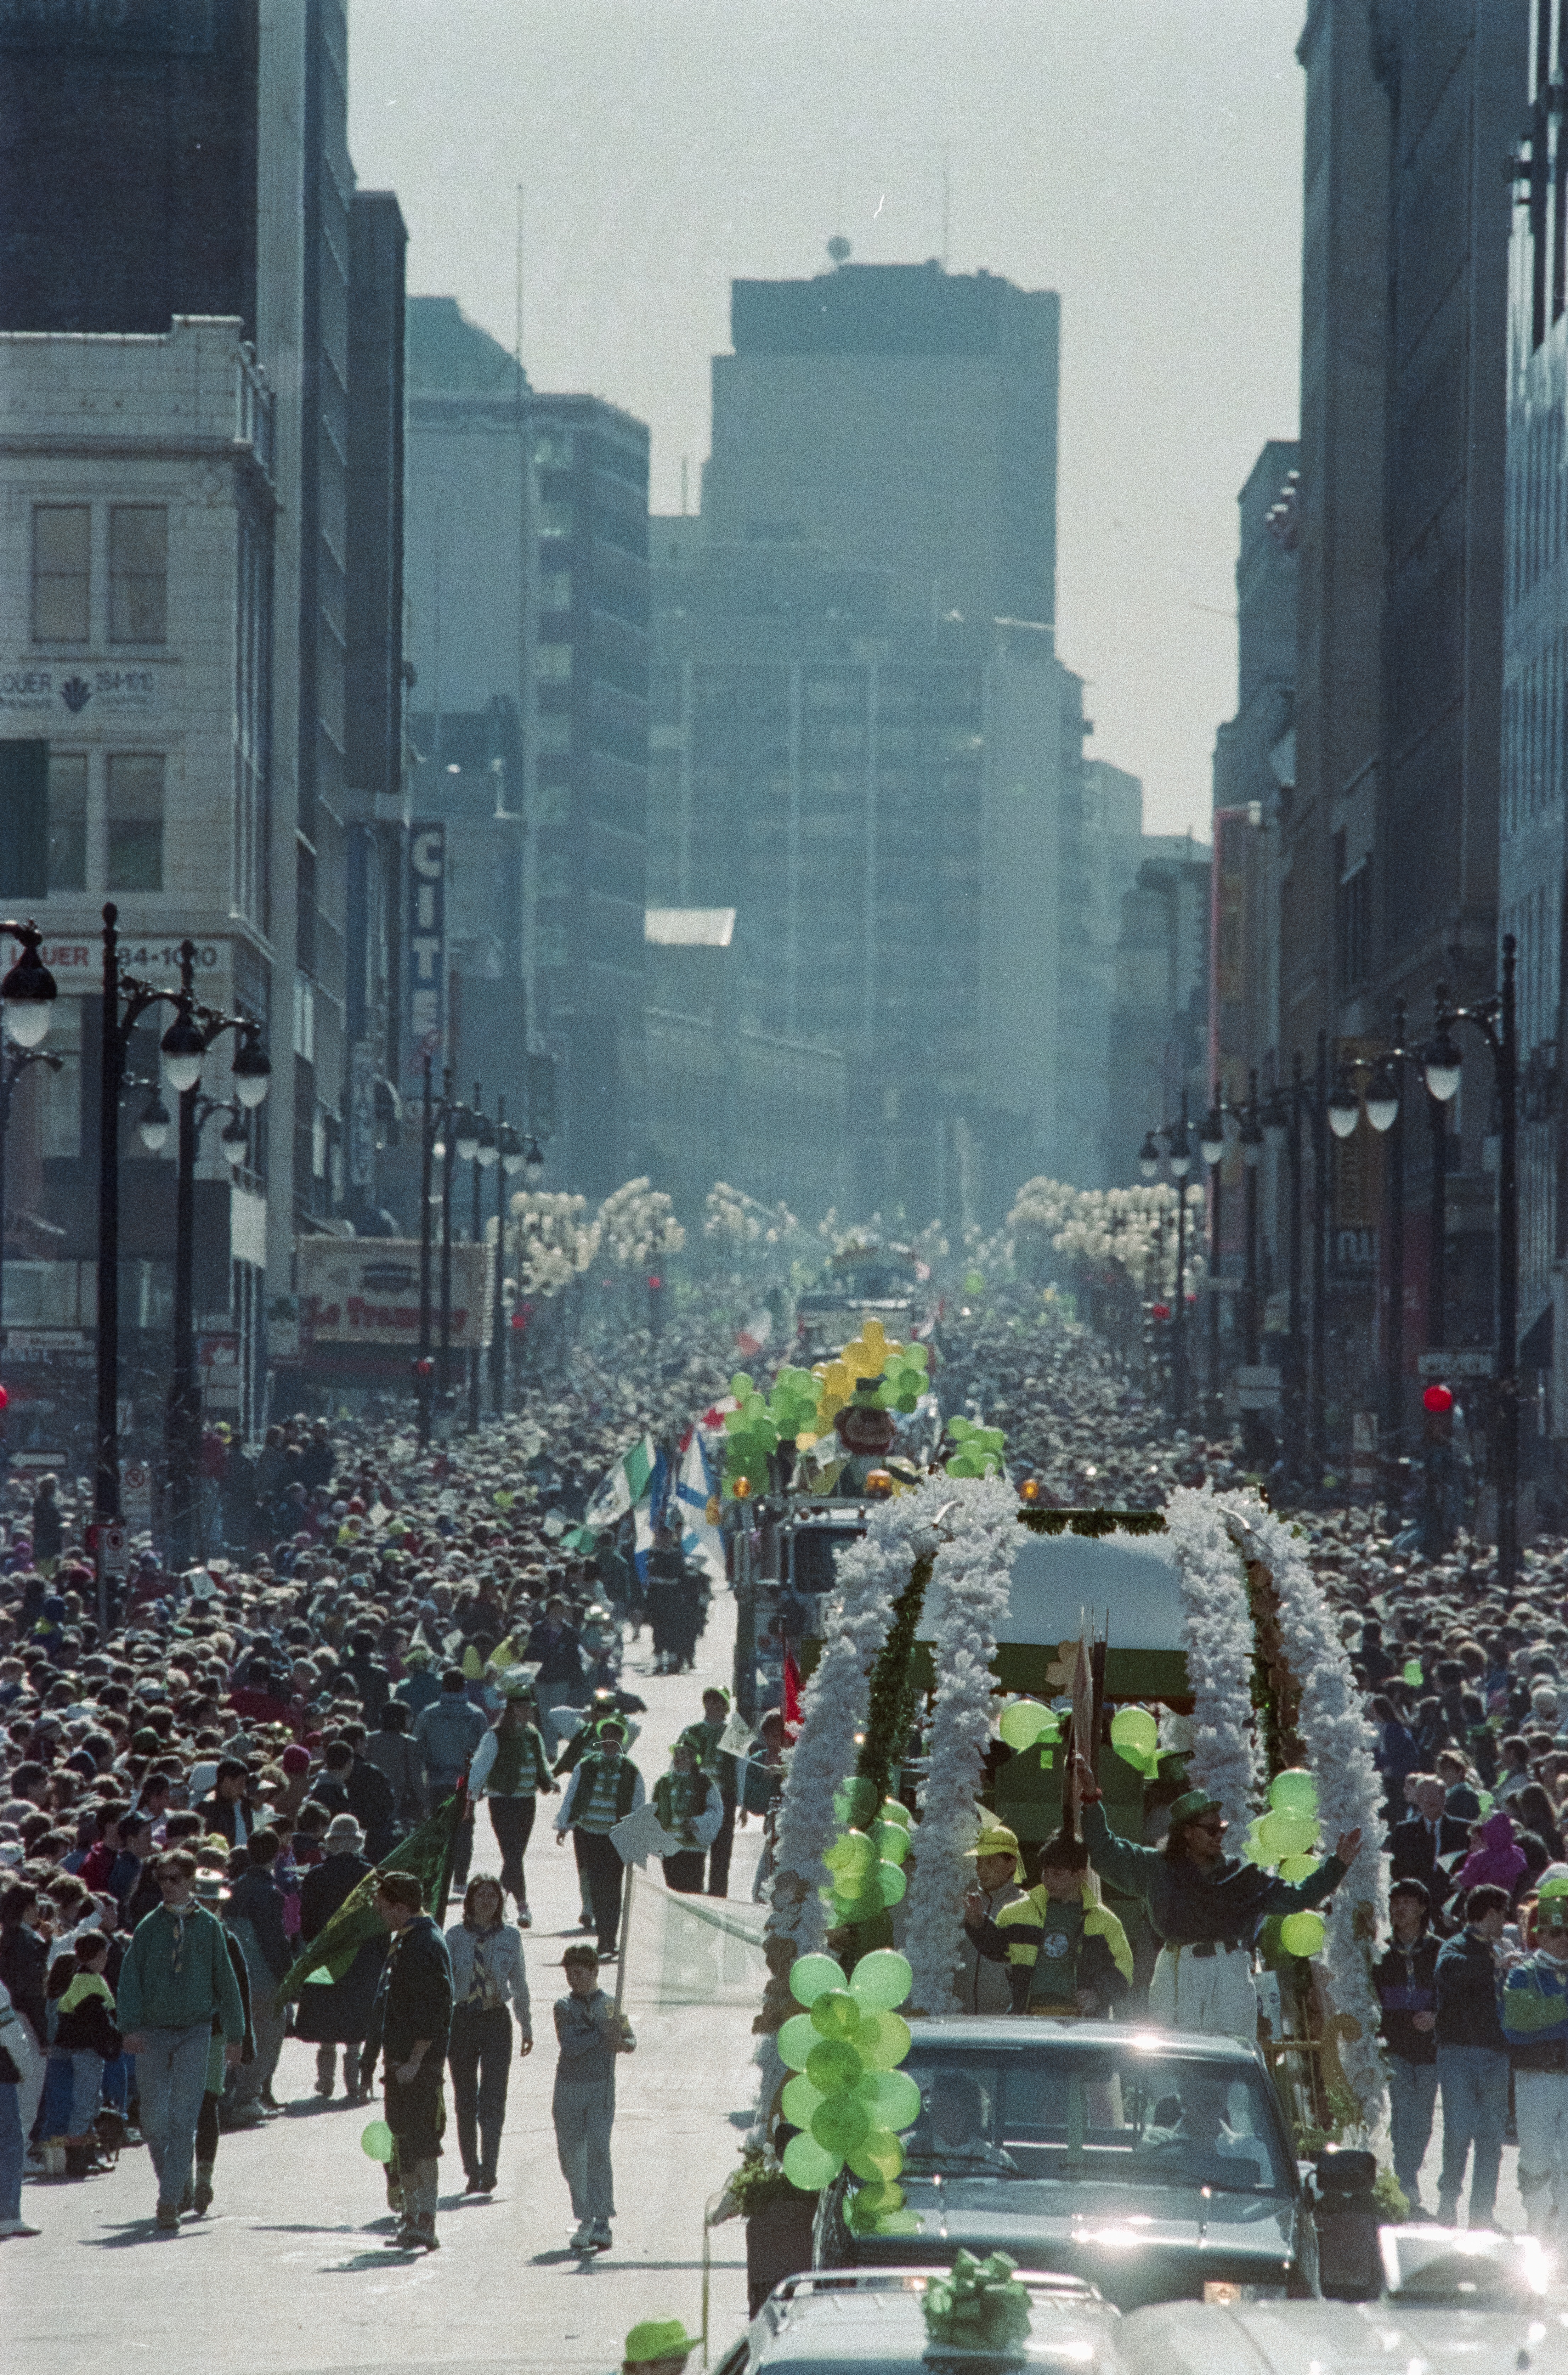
[273,1788,467,2008]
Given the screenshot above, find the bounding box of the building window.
[537,642,573,682]
[106,752,165,890]
[534,782,571,825]
[540,572,572,611]
[47,751,88,891]
[31,504,90,643]
[538,504,573,540]
[536,713,571,754]
[534,431,574,469]
[1336,846,1371,993]
[109,505,168,644]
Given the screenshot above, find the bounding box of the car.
[711,2267,1126,2374]
[811,2018,1318,2311]
[1114,2224,1567,2371]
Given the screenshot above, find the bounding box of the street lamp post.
[1139,1092,1194,1426]
[465,1083,497,1432]
[1200,1085,1225,1430]
[1424,943,1520,1592]
[159,940,270,1573]
[0,919,61,1434]
[493,1100,524,1416]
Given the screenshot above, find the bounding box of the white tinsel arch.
[902,1477,1021,2016]
[1218,1495,1388,2138]
[1164,1485,1266,1826]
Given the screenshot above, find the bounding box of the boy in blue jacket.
[1501,1886,1568,2234]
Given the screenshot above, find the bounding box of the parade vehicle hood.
[718,2268,1125,2374]
[1114,2228,1568,2372]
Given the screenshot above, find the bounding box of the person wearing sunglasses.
[1501,1886,1568,2234]
[1072,1753,1362,2040]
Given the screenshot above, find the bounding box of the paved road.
[7,1589,764,2375]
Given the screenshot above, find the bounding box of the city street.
[6,1595,761,2375]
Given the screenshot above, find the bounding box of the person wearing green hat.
[1072,1755,1362,2038]
[970,1829,1132,2019]
[651,1738,723,1894]
[617,2318,700,2374]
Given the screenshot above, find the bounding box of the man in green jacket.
[117,1848,245,2232]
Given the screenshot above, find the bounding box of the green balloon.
[857,2066,922,2129]
[360,2119,395,2164]
[806,2038,865,2095]
[849,1948,913,2011]
[854,2010,912,2070]
[833,1777,879,1827]
[811,2093,871,2157]
[872,2207,923,2236]
[1279,1910,1326,1959]
[875,1821,910,1865]
[851,2178,906,2220]
[879,1799,912,1830]
[846,2126,906,2182]
[839,1830,878,1882]
[1278,1853,1321,1884]
[790,1952,846,2008]
[1403,1659,1424,1687]
[1257,1809,1318,1861]
[1111,1707,1159,1765]
[876,1860,907,1906]
[1269,1768,1318,1813]
[999,1698,1052,1751]
[809,1987,861,2041]
[778,2012,819,2069]
[781,2073,827,2129]
[782,2131,842,2191]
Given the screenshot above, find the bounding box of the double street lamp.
[0,925,63,1349]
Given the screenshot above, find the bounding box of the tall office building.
[703,256,1059,634]
[406,296,651,1193]
[0,0,410,1431]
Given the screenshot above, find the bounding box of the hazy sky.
[349,0,1305,840]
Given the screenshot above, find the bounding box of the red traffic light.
[1150,1302,1170,1322]
[647,1274,662,1291]
[1422,1383,1454,1414]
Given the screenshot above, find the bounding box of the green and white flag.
[584,1432,656,1528]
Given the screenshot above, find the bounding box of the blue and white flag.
[676,1426,726,1585]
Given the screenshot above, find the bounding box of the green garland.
[855,1552,933,1805]
[1017,1507,1167,1538]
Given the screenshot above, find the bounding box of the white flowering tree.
[595,1176,686,1269]
[506,1190,600,1297]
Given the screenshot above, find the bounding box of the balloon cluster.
[1110,1705,1161,1778]
[1242,1768,1326,1959]
[821,1777,910,1928]
[723,1366,820,1496]
[945,1415,1006,1478]
[997,1698,1062,1767]
[811,1320,929,1436]
[778,1945,922,2235]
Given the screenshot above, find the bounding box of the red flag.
[783,1649,803,1737]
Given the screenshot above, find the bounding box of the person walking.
[413,1670,488,1897]
[468,1684,556,1926]
[115,1849,244,2233]
[444,1874,532,2194]
[29,1474,63,1579]
[554,1721,644,1959]
[525,1596,587,1752]
[369,1870,454,2253]
[0,1975,43,2240]
[1501,1889,1568,2233]
[1072,1755,1360,2038]
[294,1813,384,2102]
[552,1942,634,2254]
[47,1930,120,2177]
[651,1739,723,1895]
[1434,1882,1513,2229]
[225,1827,292,2118]
[680,1688,739,1897]
[362,1703,429,1838]
[1374,1878,1441,2216]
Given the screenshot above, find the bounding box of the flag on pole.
[273,1786,468,2006]
[676,1426,726,1584]
[735,1308,772,1356]
[584,1433,657,1528]
[633,1444,671,1582]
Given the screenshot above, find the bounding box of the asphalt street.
[6,1591,763,2375]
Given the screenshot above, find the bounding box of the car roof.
[746,2270,1119,2371]
[902,2018,1267,2067]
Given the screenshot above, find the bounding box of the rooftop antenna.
[827,234,851,267]
[514,184,525,388]
[941,140,951,270]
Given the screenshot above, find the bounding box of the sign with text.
[38,936,229,996]
[295,1236,491,1350]
[1417,1348,1494,1380]
[407,822,446,1082]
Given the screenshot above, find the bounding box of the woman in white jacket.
[444,1876,532,2193]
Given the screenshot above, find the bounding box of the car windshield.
[898,2047,1290,2197]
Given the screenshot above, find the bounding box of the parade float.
[719,1319,1388,2285]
